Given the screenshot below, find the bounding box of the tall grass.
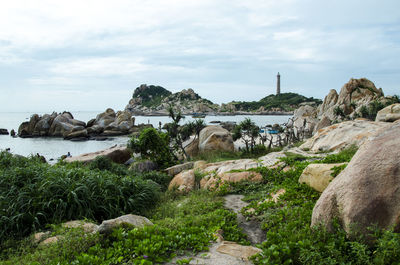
[0,151,161,247]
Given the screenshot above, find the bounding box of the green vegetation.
[132,85,172,108]
[232,118,260,152]
[229,92,322,112]
[128,127,176,169]
[0,152,161,247]
[3,143,400,264]
[355,96,400,120]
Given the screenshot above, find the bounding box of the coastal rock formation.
[317,78,383,123]
[17,109,142,140]
[18,112,86,138]
[125,84,218,115]
[299,163,346,192]
[289,105,319,133]
[300,119,390,152]
[292,78,390,135]
[198,126,234,153]
[311,120,400,238]
[375,103,400,122]
[64,145,132,164]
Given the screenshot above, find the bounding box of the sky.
[0,0,399,112]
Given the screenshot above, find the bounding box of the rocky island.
[124,84,321,116]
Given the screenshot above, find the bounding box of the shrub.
[128,127,176,169]
[0,152,161,246]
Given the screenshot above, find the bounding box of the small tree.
[128,127,175,169]
[232,118,260,153]
[165,107,206,160]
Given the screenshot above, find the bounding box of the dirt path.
[223,194,265,245]
[167,195,264,265]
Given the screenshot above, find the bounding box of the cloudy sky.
[0,0,399,112]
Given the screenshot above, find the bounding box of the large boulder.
[97,214,153,234]
[94,108,116,128]
[375,103,400,122]
[198,126,234,153]
[290,105,319,133]
[311,120,400,238]
[300,119,390,152]
[65,145,132,164]
[168,169,195,192]
[299,163,346,192]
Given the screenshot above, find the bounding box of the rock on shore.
[311,120,400,239]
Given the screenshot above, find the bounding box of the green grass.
[3,145,400,264]
[0,152,161,249]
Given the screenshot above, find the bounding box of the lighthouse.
[276,72,281,95]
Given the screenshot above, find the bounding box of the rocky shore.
[17,109,152,141]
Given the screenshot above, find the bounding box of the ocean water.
[0,111,291,161]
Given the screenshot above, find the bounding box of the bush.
[128,127,176,169]
[0,152,161,246]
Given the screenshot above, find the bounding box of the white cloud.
[0,0,399,112]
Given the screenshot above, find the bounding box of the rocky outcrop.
[299,163,346,192]
[16,109,143,140]
[198,126,234,153]
[292,78,388,136]
[375,103,400,122]
[97,214,153,234]
[311,120,400,239]
[87,108,136,137]
[289,105,319,133]
[317,78,383,123]
[300,119,390,152]
[0,128,9,135]
[125,84,219,115]
[65,145,132,164]
[18,112,87,139]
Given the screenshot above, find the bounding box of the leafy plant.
[0,152,161,247]
[129,127,176,168]
[232,118,260,153]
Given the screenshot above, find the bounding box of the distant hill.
[222,93,322,112]
[125,84,219,115]
[125,85,322,115]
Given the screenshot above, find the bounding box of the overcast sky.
[0,0,399,112]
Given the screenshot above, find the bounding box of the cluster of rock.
[17,109,151,140]
[291,78,396,134]
[311,120,400,238]
[125,84,219,115]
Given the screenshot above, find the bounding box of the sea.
[0,111,292,161]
